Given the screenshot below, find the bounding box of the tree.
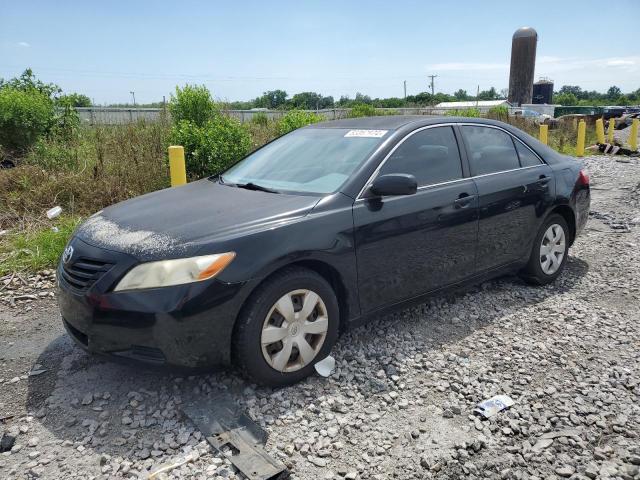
[558,85,584,99]
[354,92,372,105]
[289,92,333,110]
[606,86,622,100]
[453,89,469,100]
[57,93,91,107]
[477,87,499,101]
[0,68,61,98]
[554,92,578,106]
[406,92,433,105]
[255,90,288,109]
[169,84,216,127]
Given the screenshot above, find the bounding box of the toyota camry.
[57,116,590,386]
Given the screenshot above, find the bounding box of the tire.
[521,214,569,285]
[232,267,340,387]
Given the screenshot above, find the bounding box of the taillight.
[577,170,590,186]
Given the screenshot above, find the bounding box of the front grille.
[61,257,113,292]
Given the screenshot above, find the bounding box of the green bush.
[348,103,377,118]
[445,108,481,117]
[251,112,269,127]
[0,87,55,151]
[170,115,251,178]
[487,105,509,122]
[277,110,324,135]
[169,84,216,127]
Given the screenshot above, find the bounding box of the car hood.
[74,179,321,261]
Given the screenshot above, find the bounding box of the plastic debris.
[473,394,514,418]
[183,394,287,480]
[51,226,59,233]
[46,206,63,219]
[28,369,48,376]
[314,355,336,377]
[147,451,198,479]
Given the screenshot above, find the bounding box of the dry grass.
[0,120,171,229]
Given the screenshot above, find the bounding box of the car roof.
[307,115,513,131]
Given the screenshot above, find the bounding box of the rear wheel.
[233,267,339,387]
[521,214,569,285]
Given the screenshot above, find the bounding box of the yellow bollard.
[607,118,615,143]
[595,118,605,144]
[576,120,586,157]
[539,124,548,145]
[630,118,639,152]
[168,146,187,187]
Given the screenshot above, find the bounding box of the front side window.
[222,128,387,194]
[378,126,463,186]
[461,126,520,176]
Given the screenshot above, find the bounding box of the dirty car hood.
[74,179,321,260]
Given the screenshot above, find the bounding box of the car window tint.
[515,140,542,167]
[461,126,520,176]
[379,126,463,186]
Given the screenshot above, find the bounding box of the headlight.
[114,252,235,292]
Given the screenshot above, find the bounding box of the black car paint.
[57,117,590,369]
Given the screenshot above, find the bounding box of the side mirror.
[369,174,417,197]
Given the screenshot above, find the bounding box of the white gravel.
[1,153,639,480]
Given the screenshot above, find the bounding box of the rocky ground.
[1,153,639,480]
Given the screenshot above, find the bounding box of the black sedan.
[57,116,590,386]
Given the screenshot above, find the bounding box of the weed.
[0,216,81,274]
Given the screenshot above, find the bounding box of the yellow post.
[576,120,586,157]
[607,118,615,143]
[168,146,187,187]
[595,118,605,144]
[539,124,549,145]
[630,118,639,152]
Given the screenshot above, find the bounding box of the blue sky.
[1,0,639,104]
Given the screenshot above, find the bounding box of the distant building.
[435,100,511,112]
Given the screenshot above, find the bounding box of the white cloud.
[17,41,30,47]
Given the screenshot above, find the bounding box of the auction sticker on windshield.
[344,129,388,138]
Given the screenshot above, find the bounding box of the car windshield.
[221,128,388,194]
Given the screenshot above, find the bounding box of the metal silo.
[533,78,554,104]
[508,27,537,106]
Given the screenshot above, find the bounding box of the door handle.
[454,193,476,209]
[537,175,551,187]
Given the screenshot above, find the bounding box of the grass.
[0,216,81,275]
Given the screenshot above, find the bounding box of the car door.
[353,125,479,314]
[459,125,554,272]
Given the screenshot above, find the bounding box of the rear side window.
[379,126,463,186]
[461,126,520,176]
[515,140,542,167]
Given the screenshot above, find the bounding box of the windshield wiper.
[236,182,280,193]
[217,176,279,193]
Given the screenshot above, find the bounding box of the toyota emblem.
[62,245,74,264]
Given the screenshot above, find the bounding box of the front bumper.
[57,237,251,368]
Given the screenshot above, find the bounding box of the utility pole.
[130,91,136,107]
[428,75,438,96]
[403,80,407,100]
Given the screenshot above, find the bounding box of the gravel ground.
[1,152,639,480]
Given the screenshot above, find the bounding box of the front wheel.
[232,267,340,387]
[521,214,569,285]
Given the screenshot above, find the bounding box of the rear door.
[353,125,479,313]
[459,125,554,271]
